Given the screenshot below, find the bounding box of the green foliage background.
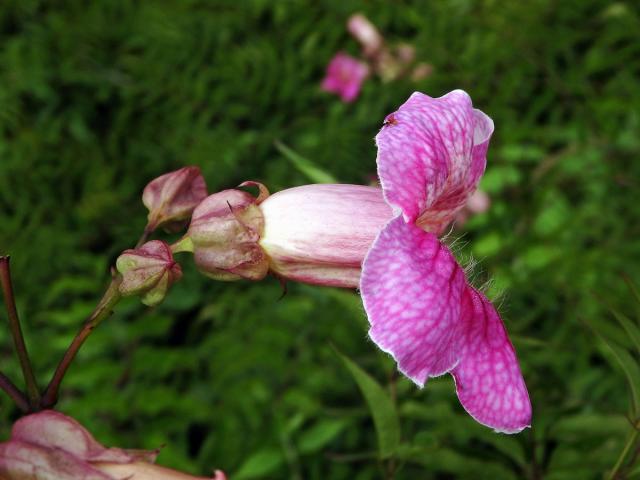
[1,0,640,478]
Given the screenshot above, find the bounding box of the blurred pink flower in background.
[321,52,370,103]
[322,13,433,102]
[455,189,491,227]
[347,13,384,57]
[411,62,434,82]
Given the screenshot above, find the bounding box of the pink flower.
[347,14,383,57]
[182,90,531,432]
[360,90,531,433]
[0,410,224,479]
[321,52,370,103]
[262,91,530,432]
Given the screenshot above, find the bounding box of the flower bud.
[410,62,433,82]
[259,184,393,287]
[143,166,207,232]
[182,188,269,281]
[116,240,182,306]
[347,13,384,57]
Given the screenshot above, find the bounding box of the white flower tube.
[259,184,392,287]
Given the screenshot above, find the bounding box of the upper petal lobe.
[375,90,494,232]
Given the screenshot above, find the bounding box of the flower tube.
[259,184,392,287]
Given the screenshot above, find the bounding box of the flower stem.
[0,372,29,413]
[0,256,41,409]
[608,426,639,480]
[41,274,122,408]
[135,226,153,249]
[170,236,194,254]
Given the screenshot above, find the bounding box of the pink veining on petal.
[375,90,494,232]
[361,217,531,433]
[452,289,532,433]
[321,52,370,103]
[361,217,466,385]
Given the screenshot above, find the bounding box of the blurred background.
[1,1,640,478]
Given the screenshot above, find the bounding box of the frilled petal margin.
[375,90,494,233]
[361,217,531,432]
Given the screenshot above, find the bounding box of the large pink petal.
[361,217,467,386]
[361,217,530,433]
[452,289,532,433]
[375,90,494,232]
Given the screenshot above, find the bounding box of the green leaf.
[297,418,349,454]
[586,318,640,415]
[607,344,640,415]
[622,275,640,321]
[553,413,628,437]
[611,308,640,356]
[335,349,401,458]
[233,448,285,480]
[274,140,338,183]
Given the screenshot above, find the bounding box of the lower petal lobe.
[452,289,532,433]
[361,217,531,433]
[361,217,466,386]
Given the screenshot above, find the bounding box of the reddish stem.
[0,256,40,409]
[0,372,29,413]
[41,275,122,408]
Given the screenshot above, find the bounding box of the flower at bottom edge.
[0,410,225,479]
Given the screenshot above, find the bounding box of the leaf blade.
[335,349,401,459]
[274,140,338,184]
